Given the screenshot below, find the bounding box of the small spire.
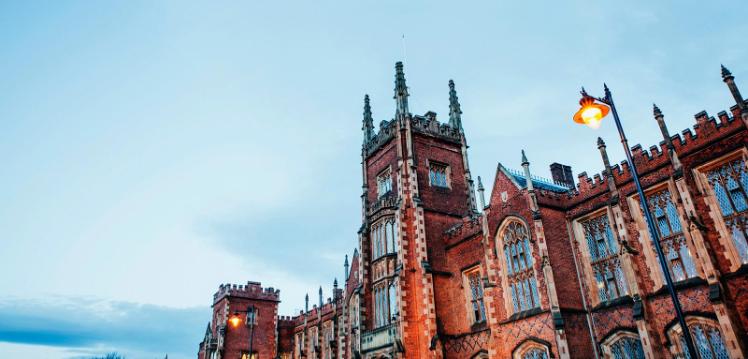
[334,278,338,287]
[722,64,733,80]
[318,286,323,307]
[477,176,486,209]
[521,150,529,166]
[448,79,463,130]
[597,137,606,148]
[344,254,350,280]
[305,293,309,312]
[394,61,410,117]
[363,95,375,142]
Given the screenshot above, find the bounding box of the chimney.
[550,163,574,188]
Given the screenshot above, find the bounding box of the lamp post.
[230,305,258,359]
[572,85,699,359]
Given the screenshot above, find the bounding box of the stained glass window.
[706,158,748,264]
[677,323,730,359]
[429,162,449,188]
[503,221,540,313]
[465,269,486,323]
[581,214,628,302]
[610,335,645,359]
[643,189,698,282]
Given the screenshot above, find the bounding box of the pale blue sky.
[1,1,746,358]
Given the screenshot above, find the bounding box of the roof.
[501,165,571,193]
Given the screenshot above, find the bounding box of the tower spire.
[318,286,323,307]
[394,61,410,117]
[363,95,375,143]
[305,293,309,312]
[448,79,463,130]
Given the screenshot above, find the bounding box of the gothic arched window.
[643,189,698,282]
[602,331,645,359]
[705,157,748,264]
[668,318,730,359]
[500,220,540,313]
[372,217,397,259]
[581,213,628,302]
[513,340,550,359]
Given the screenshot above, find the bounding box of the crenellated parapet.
[363,119,397,157]
[213,281,280,304]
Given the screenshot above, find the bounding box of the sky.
[0,1,746,358]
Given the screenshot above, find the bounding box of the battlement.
[444,215,482,239]
[409,112,462,143]
[213,281,280,304]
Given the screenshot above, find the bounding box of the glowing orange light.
[229,315,241,327]
[573,96,610,129]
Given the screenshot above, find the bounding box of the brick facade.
[198,64,748,358]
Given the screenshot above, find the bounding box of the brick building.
[198,63,748,358]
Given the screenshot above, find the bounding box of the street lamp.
[573,85,699,359]
[230,305,259,359]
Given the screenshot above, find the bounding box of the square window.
[429,162,449,188]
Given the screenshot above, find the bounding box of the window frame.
[427,160,451,189]
[495,217,542,315]
[462,265,487,324]
[572,208,629,306]
[512,340,551,359]
[693,148,748,271]
[600,330,645,359]
[376,167,393,198]
[627,181,703,288]
[666,316,730,358]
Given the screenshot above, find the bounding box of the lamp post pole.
[586,85,698,359]
[248,305,256,359]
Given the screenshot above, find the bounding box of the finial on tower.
[521,150,529,166]
[448,79,463,130]
[318,286,323,307]
[305,293,309,312]
[653,103,663,118]
[597,137,606,148]
[722,64,733,80]
[394,61,410,117]
[333,278,338,288]
[363,94,375,143]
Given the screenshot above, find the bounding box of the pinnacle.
[653,103,663,117]
[721,64,732,79]
[597,137,606,147]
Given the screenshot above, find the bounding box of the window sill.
[646,277,707,299]
[592,295,633,311]
[501,307,545,324]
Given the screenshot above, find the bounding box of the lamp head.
[229,313,242,328]
[573,95,610,129]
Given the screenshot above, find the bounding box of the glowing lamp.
[573,96,610,129]
[229,315,241,327]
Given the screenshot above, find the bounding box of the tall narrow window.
[372,218,396,259]
[374,285,390,327]
[377,168,392,198]
[464,267,486,323]
[429,162,449,188]
[581,214,628,302]
[388,282,398,321]
[502,221,540,313]
[643,189,697,282]
[706,158,748,264]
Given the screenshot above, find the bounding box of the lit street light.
[230,305,259,359]
[573,85,699,359]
